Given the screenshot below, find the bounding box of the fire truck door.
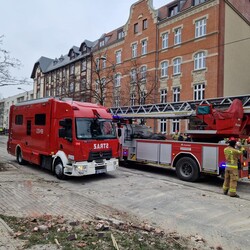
[24,119,32,161]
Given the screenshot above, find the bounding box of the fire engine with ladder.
[110,94,250,182]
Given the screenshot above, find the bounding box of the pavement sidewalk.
[0,218,23,250]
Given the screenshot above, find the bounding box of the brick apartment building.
[31,0,250,134]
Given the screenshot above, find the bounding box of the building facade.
[0,90,33,130]
[31,0,250,134]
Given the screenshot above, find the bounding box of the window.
[134,23,139,33]
[173,58,181,75]
[114,96,120,107]
[35,114,46,125]
[173,87,180,102]
[62,68,66,77]
[96,58,100,71]
[116,50,122,64]
[162,32,169,49]
[174,28,181,45]
[194,83,205,100]
[140,66,147,81]
[101,57,106,69]
[172,119,180,133]
[143,19,148,30]
[99,40,105,47]
[81,78,86,90]
[160,119,167,133]
[131,69,137,82]
[169,5,179,17]
[160,89,167,103]
[130,93,136,106]
[161,61,168,77]
[114,74,121,87]
[141,40,147,55]
[82,60,87,71]
[140,91,146,105]
[101,78,106,87]
[117,30,124,39]
[195,18,206,38]
[15,115,23,125]
[70,64,75,75]
[132,43,137,58]
[194,51,206,70]
[69,82,74,93]
[193,0,206,6]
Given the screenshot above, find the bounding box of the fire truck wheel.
[16,148,26,165]
[54,160,65,180]
[176,157,200,182]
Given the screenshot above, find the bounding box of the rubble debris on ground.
[0,213,210,250]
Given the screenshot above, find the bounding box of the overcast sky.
[0,0,171,99]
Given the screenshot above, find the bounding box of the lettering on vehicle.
[36,128,44,134]
[94,143,109,149]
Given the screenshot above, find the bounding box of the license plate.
[95,169,107,174]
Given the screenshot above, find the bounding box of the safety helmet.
[228,137,236,142]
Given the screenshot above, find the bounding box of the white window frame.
[194,51,206,70]
[140,91,146,105]
[172,119,180,133]
[101,57,106,69]
[70,64,75,75]
[140,66,147,81]
[131,69,137,82]
[114,74,121,87]
[132,43,137,58]
[195,18,207,38]
[130,93,136,106]
[141,40,147,55]
[173,58,181,75]
[160,89,167,103]
[160,119,167,133]
[116,50,122,64]
[114,96,120,107]
[173,87,180,102]
[174,28,181,45]
[162,32,169,49]
[194,83,205,100]
[69,82,74,93]
[161,61,168,77]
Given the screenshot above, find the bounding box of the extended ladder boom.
[109,94,250,119]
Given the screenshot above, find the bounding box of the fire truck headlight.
[75,165,87,172]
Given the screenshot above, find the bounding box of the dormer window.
[117,29,124,40]
[70,52,75,60]
[169,5,179,17]
[99,40,105,47]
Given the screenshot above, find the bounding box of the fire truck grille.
[88,150,112,162]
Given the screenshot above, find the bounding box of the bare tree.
[123,59,158,106]
[0,35,31,87]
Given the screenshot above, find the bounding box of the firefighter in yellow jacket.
[222,137,244,198]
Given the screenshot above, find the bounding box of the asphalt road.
[1,135,250,250]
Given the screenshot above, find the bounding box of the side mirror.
[117,128,122,137]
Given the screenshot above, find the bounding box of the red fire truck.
[7,97,119,179]
[111,95,250,182]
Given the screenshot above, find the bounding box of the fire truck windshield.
[76,118,117,140]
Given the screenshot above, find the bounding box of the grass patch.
[0,214,188,249]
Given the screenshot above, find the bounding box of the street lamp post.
[17,87,29,100]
